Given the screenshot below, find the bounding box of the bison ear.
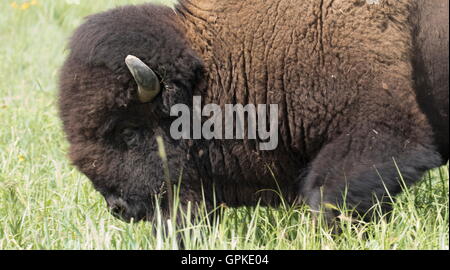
[125,55,161,103]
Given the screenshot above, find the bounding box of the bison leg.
[299,114,441,223]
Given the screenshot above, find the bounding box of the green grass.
[0,0,448,250]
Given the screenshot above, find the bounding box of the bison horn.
[125,55,161,103]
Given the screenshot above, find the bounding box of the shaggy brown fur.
[59,0,448,222]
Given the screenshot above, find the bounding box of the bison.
[59,0,449,223]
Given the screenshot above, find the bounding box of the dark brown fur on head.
[59,4,206,221]
[59,0,448,222]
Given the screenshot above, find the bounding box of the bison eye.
[120,127,140,148]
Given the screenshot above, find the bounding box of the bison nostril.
[106,197,129,218]
[111,202,126,214]
[105,196,147,222]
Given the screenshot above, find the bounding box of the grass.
[0,0,448,250]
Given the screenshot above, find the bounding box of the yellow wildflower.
[18,155,26,162]
[30,0,38,5]
[21,2,30,10]
[10,2,18,9]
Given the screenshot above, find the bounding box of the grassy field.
[0,0,448,250]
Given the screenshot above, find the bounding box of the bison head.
[58,5,205,222]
